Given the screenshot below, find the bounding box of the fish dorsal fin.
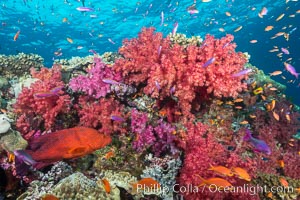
[68,146,87,156]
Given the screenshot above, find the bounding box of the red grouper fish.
[14,127,111,172]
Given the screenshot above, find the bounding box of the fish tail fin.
[14,150,37,176]
[195,175,206,186]
[243,129,252,141]
[14,150,36,166]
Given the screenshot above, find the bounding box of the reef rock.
[50,172,120,200]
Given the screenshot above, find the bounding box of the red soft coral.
[75,95,125,135]
[114,27,248,119]
[178,122,258,199]
[14,65,71,139]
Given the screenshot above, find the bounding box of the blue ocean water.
[0,0,299,104]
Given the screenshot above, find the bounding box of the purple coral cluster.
[69,57,122,98]
[131,109,178,156]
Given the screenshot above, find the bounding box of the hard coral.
[114,27,248,118]
[141,154,182,199]
[14,65,71,139]
[69,57,121,99]
[17,162,73,200]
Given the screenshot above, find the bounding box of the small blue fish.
[34,92,55,98]
[160,11,164,26]
[202,57,215,68]
[155,80,161,91]
[102,79,119,85]
[170,85,175,95]
[281,47,289,55]
[50,86,64,94]
[222,42,230,49]
[284,62,299,79]
[108,38,115,45]
[89,49,97,54]
[293,132,300,140]
[158,45,162,56]
[111,115,125,122]
[231,69,252,77]
[243,129,271,155]
[34,86,63,98]
[76,7,94,12]
[172,22,178,35]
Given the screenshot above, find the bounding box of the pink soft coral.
[75,95,125,135]
[69,57,121,98]
[14,65,71,139]
[114,27,248,118]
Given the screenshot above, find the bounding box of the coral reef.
[75,96,125,135]
[0,27,299,200]
[178,122,259,199]
[0,53,43,78]
[54,56,94,71]
[13,65,72,139]
[131,109,178,156]
[252,173,299,200]
[168,33,203,47]
[141,154,182,199]
[99,170,137,193]
[17,161,73,200]
[69,57,121,99]
[50,172,120,200]
[0,129,27,153]
[114,27,249,119]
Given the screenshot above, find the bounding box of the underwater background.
[0,0,300,200]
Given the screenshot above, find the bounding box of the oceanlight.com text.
[137,183,295,196]
[202,184,294,195]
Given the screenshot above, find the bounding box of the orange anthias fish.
[279,177,289,187]
[102,179,111,194]
[197,175,233,189]
[13,30,21,41]
[41,194,60,200]
[208,165,234,176]
[66,37,73,43]
[232,167,251,181]
[15,127,111,169]
[102,151,115,160]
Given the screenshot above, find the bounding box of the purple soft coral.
[131,109,178,155]
[152,119,178,156]
[69,57,121,98]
